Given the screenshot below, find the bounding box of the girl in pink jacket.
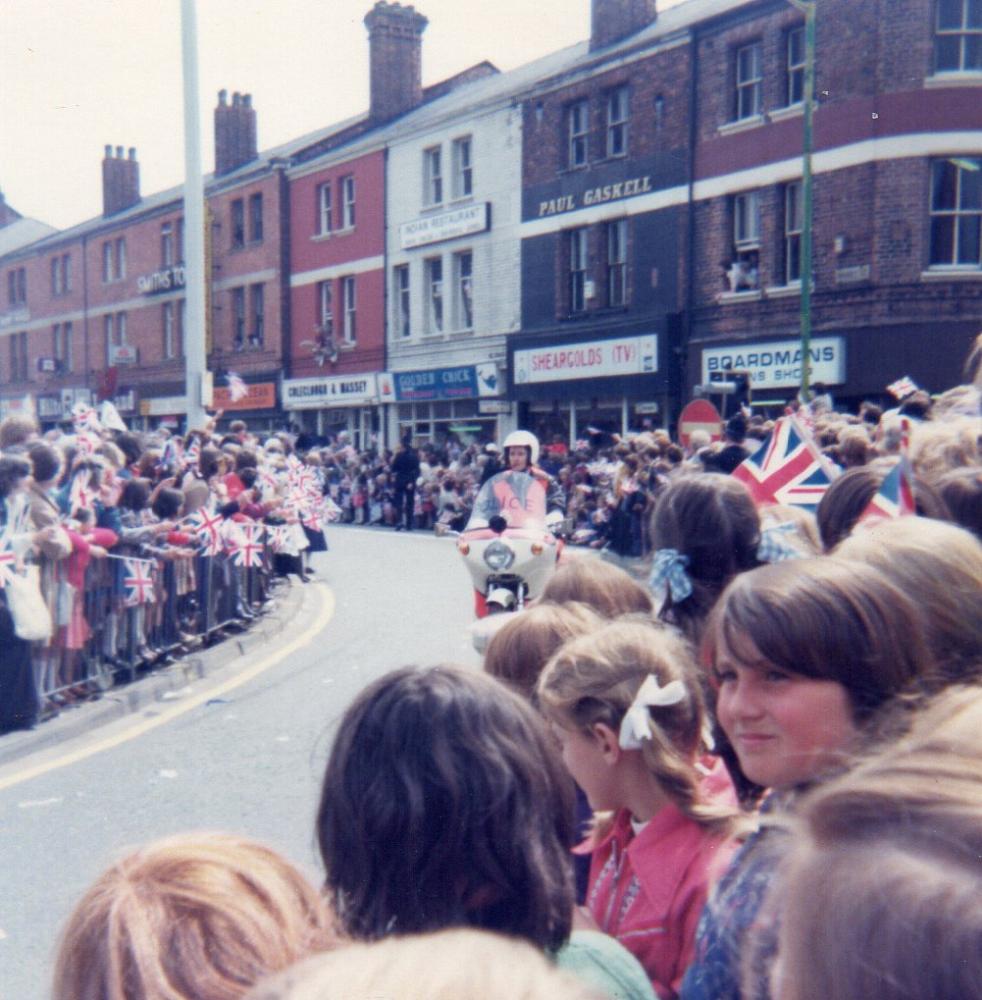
[538,620,742,1000]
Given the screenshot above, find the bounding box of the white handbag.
[5,564,53,643]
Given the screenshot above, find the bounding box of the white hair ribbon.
[649,548,693,603]
[618,675,688,750]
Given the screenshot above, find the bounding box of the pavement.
[0,575,309,772]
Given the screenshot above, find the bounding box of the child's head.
[538,620,734,832]
[705,559,933,791]
[118,477,151,513]
[649,473,761,642]
[482,601,602,701]
[316,666,575,952]
[540,558,655,618]
[53,832,337,1000]
[774,686,982,1000]
[835,517,982,689]
[245,929,600,1000]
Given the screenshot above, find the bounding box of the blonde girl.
[537,620,740,1000]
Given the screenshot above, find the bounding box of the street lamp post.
[787,0,816,403]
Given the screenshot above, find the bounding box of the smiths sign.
[399,203,490,250]
[702,337,845,390]
[283,374,379,410]
[138,265,186,295]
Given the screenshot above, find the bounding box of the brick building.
[688,0,982,410]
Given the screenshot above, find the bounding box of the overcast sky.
[1,0,688,232]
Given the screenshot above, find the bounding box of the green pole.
[789,0,817,403]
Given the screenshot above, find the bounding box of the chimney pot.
[115,145,124,158]
[219,88,228,105]
[243,93,252,108]
[214,90,258,175]
[128,147,136,160]
[104,144,112,158]
[364,1,428,123]
[232,91,241,106]
[102,143,140,215]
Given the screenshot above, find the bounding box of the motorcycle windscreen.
[466,471,547,530]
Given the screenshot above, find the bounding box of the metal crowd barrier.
[29,527,279,717]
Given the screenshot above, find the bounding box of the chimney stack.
[364,2,428,123]
[591,0,657,51]
[215,89,258,176]
[102,144,141,216]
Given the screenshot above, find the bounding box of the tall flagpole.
[181,0,207,430]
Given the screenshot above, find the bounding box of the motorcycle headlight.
[483,540,515,572]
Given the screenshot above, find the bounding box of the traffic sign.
[678,398,723,449]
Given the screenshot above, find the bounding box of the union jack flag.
[69,469,94,515]
[232,522,264,568]
[858,458,916,525]
[75,431,99,457]
[266,524,290,553]
[184,437,201,470]
[0,533,16,589]
[732,416,838,513]
[72,402,101,432]
[886,376,919,401]
[123,557,155,605]
[188,507,224,556]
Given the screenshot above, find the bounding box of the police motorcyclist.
[501,430,566,527]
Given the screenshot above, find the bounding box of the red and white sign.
[514,334,657,385]
[678,399,723,449]
[108,343,138,365]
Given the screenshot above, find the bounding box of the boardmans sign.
[701,337,845,390]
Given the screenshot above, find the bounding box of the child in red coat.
[538,620,742,1000]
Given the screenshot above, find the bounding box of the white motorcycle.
[448,470,563,619]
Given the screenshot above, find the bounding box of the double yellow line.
[0,583,335,793]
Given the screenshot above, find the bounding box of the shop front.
[212,380,280,436]
[379,362,506,446]
[282,373,380,449]
[509,331,667,445]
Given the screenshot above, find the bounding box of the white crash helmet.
[502,429,540,466]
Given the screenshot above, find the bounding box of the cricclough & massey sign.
[702,337,845,390]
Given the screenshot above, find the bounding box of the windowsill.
[768,103,804,122]
[449,328,474,338]
[310,226,354,242]
[230,239,265,253]
[448,195,475,208]
[924,71,982,87]
[560,163,590,175]
[921,267,982,281]
[718,289,763,303]
[340,339,357,350]
[764,282,802,298]
[421,202,446,214]
[422,331,445,339]
[603,150,628,162]
[718,114,765,136]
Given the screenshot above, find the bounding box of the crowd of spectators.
[2,334,981,1000]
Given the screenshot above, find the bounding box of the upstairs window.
[935,0,982,72]
[231,198,245,249]
[342,276,357,343]
[453,251,474,330]
[569,228,588,313]
[786,26,806,105]
[317,182,332,235]
[606,87,629,158]
[452,137,473,199]
[9,331,28,382]
[53,322,73,372]
[51,254,71,296]
[161,222,174,266]
[735,42,763,120]
[394,265,411,339]
[930,156,982,267]
[177,218,186,264]
[568,100,589,168]
[102,241,113,283]
[318,279,334,337]
[250,283,264,346]
[424,147,443,206]
[426,257,444,334]
[341,175,356,228]
[163,301,177,359]
[232,287,246,349]
[249,192,264,242]
[783,181,804,284]
[606,220,627,307]
[729,191,761,291]
[115,238,126,279]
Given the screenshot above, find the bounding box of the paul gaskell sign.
[283,374,379,410]
[701,337,845,390]
[536,176,653,218]
[137,265,186,295]
[514,334,658,385]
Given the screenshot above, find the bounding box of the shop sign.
[478,399,512,415]
[283,374,378,410]
[37,395,63,420]
[60,387,92,418]
[701,337,845,390]
[137,265,186,295]
[399,203,490,250]
[109,343,138,365]
[514,334,658,385]
[535,175,653,219]
[214,381,277,412]
[380,363,499,403]
[143,395,188,416]
[0,306,30,330]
